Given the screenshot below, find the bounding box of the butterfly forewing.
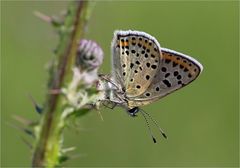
[129,47,203,106]
[112,30,162,97]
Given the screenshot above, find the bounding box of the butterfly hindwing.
[128,47,203,107]
[112,30,162,97]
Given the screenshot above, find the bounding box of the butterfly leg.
[102,100,117,109]
[98,74,123,92]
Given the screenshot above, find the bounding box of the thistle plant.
[14,1,104,167]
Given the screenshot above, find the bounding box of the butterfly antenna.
[139,110,157,143]
[140,109,167,139]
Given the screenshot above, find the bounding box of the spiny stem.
[32,1,94,167]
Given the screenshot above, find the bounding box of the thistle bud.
[76,39,103,71]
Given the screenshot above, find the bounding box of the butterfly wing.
[128,47,203,107]
[111,32,125,90]
[111,30,162,97]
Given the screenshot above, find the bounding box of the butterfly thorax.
[97,74,141,114]
[97,75,128,106]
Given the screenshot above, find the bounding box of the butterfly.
[98,30,203,142]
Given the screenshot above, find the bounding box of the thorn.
[24,129,35,137]
[28,94,43,114]
[6,121,19,130]
[34,11,62,27]
[12,115,34,126]
[62,147,76,153]
[6,122,35,138]
[20,136,32,149]
[68,153,87,160]
[34,11,52,23]
[59,153,87,164]
[59,155,69,164]
[51,16,63,27]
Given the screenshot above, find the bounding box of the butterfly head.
[127,107,139,117]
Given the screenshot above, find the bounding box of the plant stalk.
[32,1,93,167]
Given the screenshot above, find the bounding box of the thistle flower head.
[76,39,103,71]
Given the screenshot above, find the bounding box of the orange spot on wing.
[163,53,196,75]
[120,41,129,46]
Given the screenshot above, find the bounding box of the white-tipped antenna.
[140,109,168,139]
[139,111,157,143]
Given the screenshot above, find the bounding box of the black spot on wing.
[162,79,171,87]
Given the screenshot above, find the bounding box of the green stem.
[32,1,94,167]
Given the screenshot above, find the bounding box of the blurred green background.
[1,1,239,167]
